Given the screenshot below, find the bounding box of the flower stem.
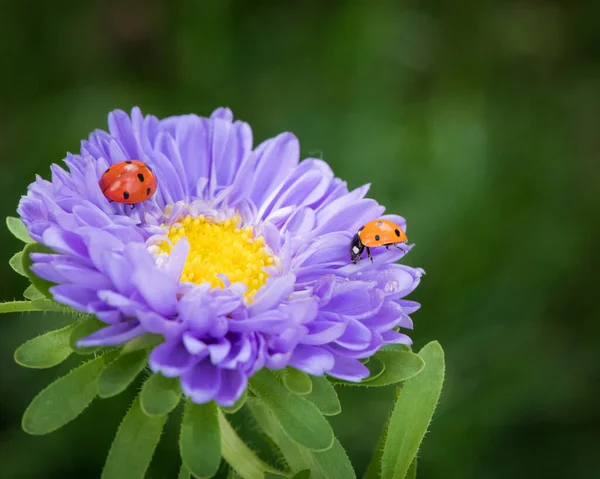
[218,409,288,479]
[0,300,47,314]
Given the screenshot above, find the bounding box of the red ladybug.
[99,160,157,206]
[350,219,408,264]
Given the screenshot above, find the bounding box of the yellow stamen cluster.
[158,216,273,300]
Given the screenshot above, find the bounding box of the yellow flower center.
[158,215,274,300]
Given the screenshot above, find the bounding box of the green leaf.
[381,341,445,479]
[282,368,312,395]
[250,369,334,452]
[22,356,105,435]
[23,284,45,301]
[14,323,76,368]
[98,350,148,398]
[140,373,181,416]
[249,400,354,479]
[220,387,247,415]
[102,397,166,479]
[363,351,425,387]
[70,316,105,355]
[180,401,222,478]
[10,252,27,277]
[178,464,191,479]
[264,474,288,479]
[21,243,56,299]
[6,217,34,243]
[405,458,417,479]
[219,409,283,478]
[305,376,341,416]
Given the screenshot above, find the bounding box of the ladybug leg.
[366,247,374,262]
[393,243,406,253]
[385,244,390,250]
[130,204,135,210]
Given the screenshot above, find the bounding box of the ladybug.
[350,219,408,264]
[99,160,157,207]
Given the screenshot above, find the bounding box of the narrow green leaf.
[22,356,105,435]
[178,464,191,479]
[23,284,45,301]
[363,390,397,479]
[98,350,148,398]
[6,217,34,243]
[221,387,247,415]
[292,470,311,479]
[405,458,417,479]
[282,368,312,395]
[250,370,334,452]
[219,409,282,479]
[180,401,222,478]
[70,316,105,354]
[21,243,56,299]
[14,323,76,368]
[363,351,425,387]
[381,341,445,479]
[10,252,27,277]
[0,300,47,314]
[102,397,166,479]
[249,400,354,479]
[140,373,182,416]
[265,474,288,479]
[122,333,164,354]
[305,376,341,416]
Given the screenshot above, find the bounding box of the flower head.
[18,107,424,406]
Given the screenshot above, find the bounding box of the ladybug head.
[349,233,364,264]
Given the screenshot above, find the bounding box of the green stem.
[0,301,47,314]
[218,409,288,479]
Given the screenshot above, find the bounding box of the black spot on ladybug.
[146,187,151,196]
[358,225,364,231]
[395,229,401,237]
[123,191,130,200]
[377,221,383,226]
[137,173,145,182]
[375,234,380,241]
[125,160,132,164]
[105,167,110,173]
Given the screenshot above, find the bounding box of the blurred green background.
[1,1,599,478]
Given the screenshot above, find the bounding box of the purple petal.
[334,318,373,350]
[288,345,335,375]
[327,356,370,382]
[181,359,221,404]
[149,340,200,377]
[214,369,248,406]
[325,282,385,320]
[360,301,404,333]
[251,133,299,207]
[137,310,185,338]
[249,274,295,316]
[50,284,98,312]
[301,319,346,345]
[398,300,421,314]
[229,310,290,334]
[77,321,144,347]
[381,330,412,346]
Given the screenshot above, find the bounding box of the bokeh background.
[1,1,599,478]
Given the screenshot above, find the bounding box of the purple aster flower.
[17,107,424,406]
